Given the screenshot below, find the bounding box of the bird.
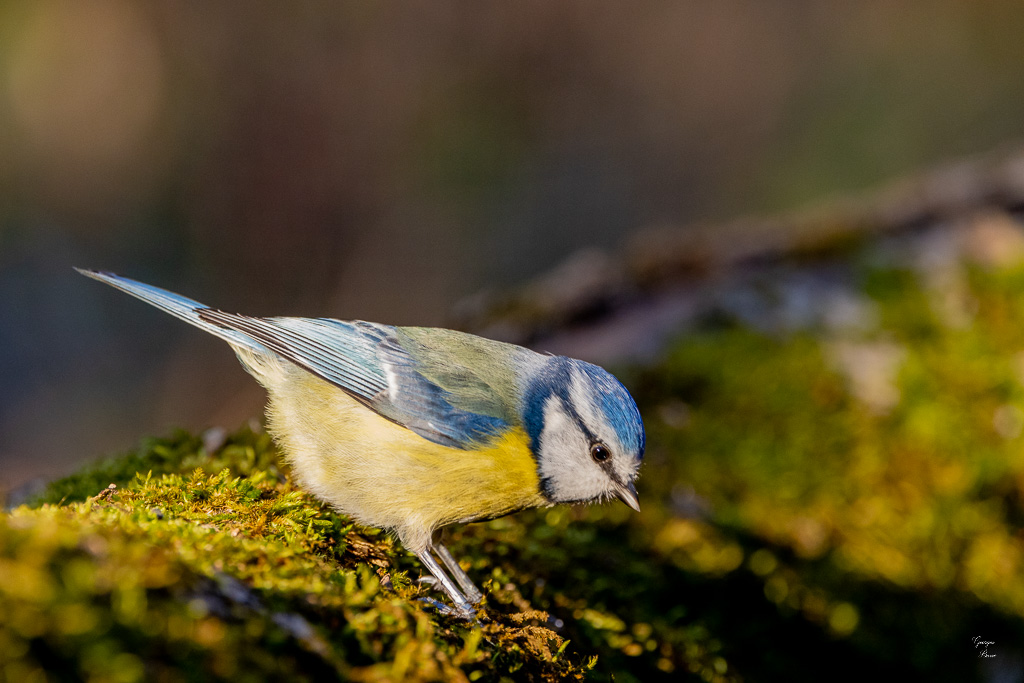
[76,268,645,616]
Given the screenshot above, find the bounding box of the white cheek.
[537,397,608,503]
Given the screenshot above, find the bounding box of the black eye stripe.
[559,396,596,442]
[559,396,613,464]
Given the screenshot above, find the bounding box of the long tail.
[75,268,267,353]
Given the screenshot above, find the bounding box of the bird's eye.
[590,443,610,462]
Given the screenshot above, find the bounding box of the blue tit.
[77,268,645,615]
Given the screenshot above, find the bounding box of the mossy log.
[8,165,1024,679]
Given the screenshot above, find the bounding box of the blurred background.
[5,1,1024,494]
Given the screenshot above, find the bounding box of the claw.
[415,548,477,615]
[416,597,478,621]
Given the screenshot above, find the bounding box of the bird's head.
[523,357,645,511]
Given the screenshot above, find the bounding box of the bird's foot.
[416,597,479,622]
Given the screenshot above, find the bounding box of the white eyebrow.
[567,367,601,431]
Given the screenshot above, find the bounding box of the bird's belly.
[262,369,547,550]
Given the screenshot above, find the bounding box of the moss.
[30,429,283,507]
[9,261,1024,680]
[626,263,1024,678]
[4,434,599,682]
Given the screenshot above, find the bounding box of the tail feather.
[75,268,267,353]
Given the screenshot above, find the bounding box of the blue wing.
[198,310,510,449]
[79,269,515,449]
[76,269,270,353]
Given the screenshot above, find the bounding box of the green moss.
[31,428,282,507]
[4,433,606,682]
[8,261,1024,680]
[624,263,1024,678]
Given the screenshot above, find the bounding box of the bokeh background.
[5,1,1024,494]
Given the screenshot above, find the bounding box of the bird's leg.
[414,549,475,616]
[433,541,483,604]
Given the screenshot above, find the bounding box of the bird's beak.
[614,480,641,512]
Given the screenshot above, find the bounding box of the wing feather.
[199,311,388,399]
[79,270,534,450]
[198,310,529,449]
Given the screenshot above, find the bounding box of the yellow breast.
[257,363,549,551]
